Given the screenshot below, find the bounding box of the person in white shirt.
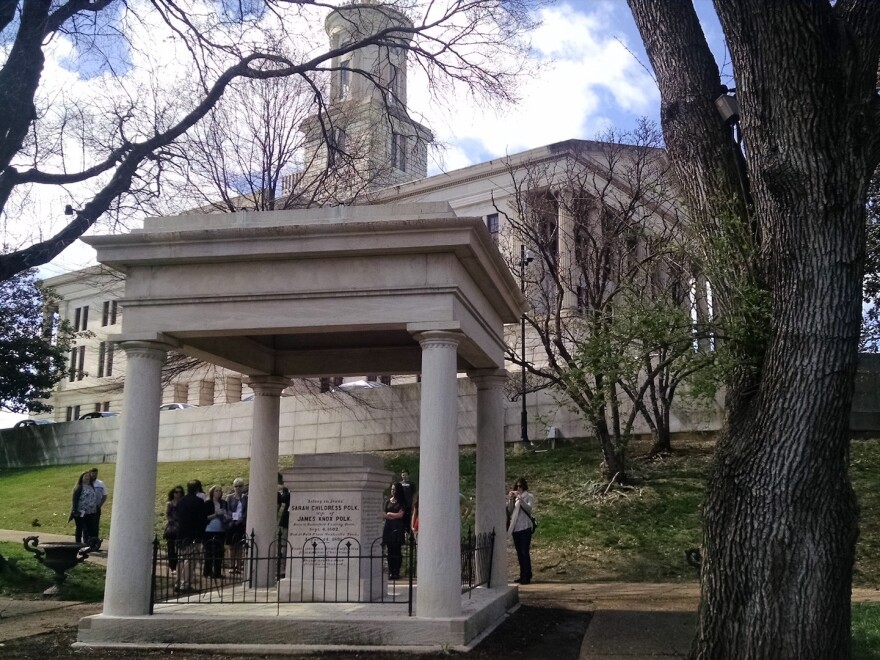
[507,477,536,585]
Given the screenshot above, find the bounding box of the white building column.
[246,375,290,588]
[414,330,462,617]
[469,369,509,589]
[556,189,578,311]
[103,340,170,616]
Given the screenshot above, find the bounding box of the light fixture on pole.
[715,85,744,148]
[519,244,534,445]
[714,86,740,124]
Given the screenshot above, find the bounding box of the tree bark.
[629,1,879,657]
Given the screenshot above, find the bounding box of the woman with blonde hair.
[507,477,536,585]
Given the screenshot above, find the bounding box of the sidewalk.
[2,528,879,658]
[0,528,108,566]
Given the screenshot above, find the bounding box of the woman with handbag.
[507,478,536,585]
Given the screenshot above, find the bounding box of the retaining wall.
[0,378,723,468]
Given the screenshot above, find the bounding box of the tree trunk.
[594,374,628,482]
[649,426,671,456]
[596,421,626,483]
[628,1,878,657]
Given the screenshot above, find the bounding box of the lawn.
[853,603,880,660]
[0,436,878,585]
[1,438,878,654]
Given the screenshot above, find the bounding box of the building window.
[97,342,114,378]
[328,127,347,168]
[102,300,118,326]
[66,407,73,421]
[68,348,77,381]
[391,132,407,172]
[339,60,351,99]
[102,401,110,412]
[486,213,499,244]
[320,377,343,393]
[388,63,402,107]
[73,405,80,419]
[68,346,85,381]
[72,305,90,331]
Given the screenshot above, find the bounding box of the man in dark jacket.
[174,480,208,591]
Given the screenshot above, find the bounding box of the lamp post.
[519,244,533,445]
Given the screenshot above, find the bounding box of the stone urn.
[22,536,91,596]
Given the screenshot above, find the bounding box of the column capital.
[245,375,291,397]
[118,340,174,362]
[413,330,463,350]
[468,368,509,389]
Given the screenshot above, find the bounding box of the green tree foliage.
[0,270,73,413]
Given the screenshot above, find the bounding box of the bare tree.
[627,1,880,656]
[0,0,539,281]
[163,74,389,212]
[499,123,709,481]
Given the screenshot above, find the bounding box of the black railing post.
[247,531,256,589]
[487,529,496,588]
[275,528,283,583]
[149,535,159,614]
[407,533,416,616]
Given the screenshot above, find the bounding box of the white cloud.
[411,1,659,168]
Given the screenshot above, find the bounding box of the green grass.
[0,437,878,585]
[853,603,880,660]
[0,541,105,601]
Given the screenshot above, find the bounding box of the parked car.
[333,380,387,392]
[13,418,55,428]
[78,411,120,420]
[159,402,197,411]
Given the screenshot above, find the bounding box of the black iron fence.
[461,529,495,596]
[150,528,495,614]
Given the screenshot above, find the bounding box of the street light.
[714,87,739,124]
[519,244,533,445]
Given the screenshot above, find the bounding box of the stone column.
[469,369,509,589]
[556,190,578,311]
[246,375,290,588]
[414,331,462,617]
[103,341,170,616]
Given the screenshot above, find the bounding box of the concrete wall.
[7,353,880,468]
[0,377,724,468]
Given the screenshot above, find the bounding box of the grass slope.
[0,437,877,585]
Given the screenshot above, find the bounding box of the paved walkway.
[3,529,880,658]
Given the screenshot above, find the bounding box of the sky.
[26,0,727,282]
[413,0,727,174]
[2,1,727,426]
